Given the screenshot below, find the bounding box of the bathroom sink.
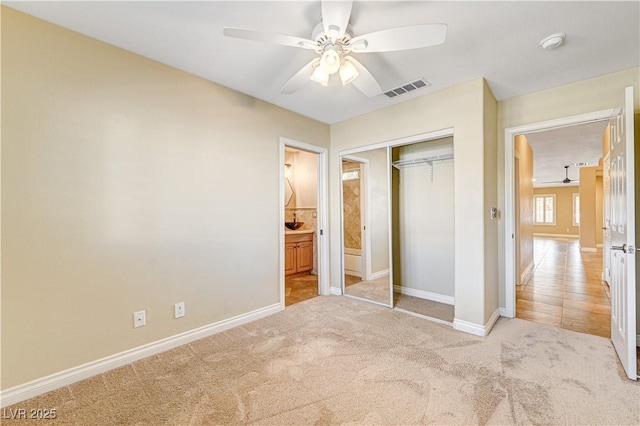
[285,222,304,230]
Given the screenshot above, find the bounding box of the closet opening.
[391,137,455,324]
[338,128,456,323]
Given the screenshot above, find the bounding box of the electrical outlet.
[133,310,146,328]
[174,302,185,319]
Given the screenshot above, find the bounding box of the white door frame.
[341,154,371,280]
[279,137,330,308]
[503,109,617,317]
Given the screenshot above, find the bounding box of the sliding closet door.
[340,147,393,307]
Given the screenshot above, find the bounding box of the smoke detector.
[539,33,566,50]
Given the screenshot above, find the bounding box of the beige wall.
[341,160,362,251]
[482,80,499,323]
[595,175,603,245]
[394,138,454,297]
[515,135,534,281]
[1,8,330,389]
[497,68,640,325]
[289,150,317,209]
[579,166,601,250]
[331,78,495,327]
[533,186,579,236]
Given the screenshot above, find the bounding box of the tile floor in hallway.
[516,237,611,338]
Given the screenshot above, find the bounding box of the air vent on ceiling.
[384,78,431,98]
[574,162,589,167]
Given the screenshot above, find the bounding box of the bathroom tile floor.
[516,237,611,338]
[285,273,319,306]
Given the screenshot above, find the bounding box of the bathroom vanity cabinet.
[285,231,313,276]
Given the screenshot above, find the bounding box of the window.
[573,193,580,226]
[533,194,555,225]
[342,170,359,181]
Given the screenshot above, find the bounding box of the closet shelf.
[392,153,453,182]
[391,153,453,169]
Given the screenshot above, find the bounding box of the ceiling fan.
[542,165,579,185]
[223,1,446,97]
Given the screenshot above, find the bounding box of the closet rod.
[391,153,453,169]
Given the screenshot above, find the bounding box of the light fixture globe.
[320,48,341,74]
[339,59,359,85]
[310,64,329,86]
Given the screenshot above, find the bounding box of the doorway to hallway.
[516,237,610,337]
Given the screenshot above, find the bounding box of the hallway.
[516,237,610,337]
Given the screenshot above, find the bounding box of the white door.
[603,152,611,284]
[609,86,637,380]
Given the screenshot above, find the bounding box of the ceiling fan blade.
[223,27,317,50]
[281,59,320,95]
[345,56,382,97]
[350,24,447,53]
[322,0,353,43]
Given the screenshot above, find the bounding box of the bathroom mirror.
[284,178,294,206]
[340,147,393,307]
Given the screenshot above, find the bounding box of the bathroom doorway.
[280,138,329,308]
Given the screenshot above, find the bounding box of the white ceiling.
[6,1,640,125]
[525,120,608,188]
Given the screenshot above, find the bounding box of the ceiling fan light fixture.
[310,64,329,86]
[320,48,341,74]
[339,59,359,85]
[327,24,341,40]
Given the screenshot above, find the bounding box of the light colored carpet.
[344,276,391,305]
[394,293,455,323]
[5,296,639,425]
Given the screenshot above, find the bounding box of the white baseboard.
[0,303,282,408]
[394,307,453,326]
[499,307,512,318]
[369,269,389,280]
[534,233,578,239]
[580,247,597,252]
[393,285,454,305]
[344,269,362,278]
[330,286,343,296]
[453,308,501,337]
[484,308,501,335]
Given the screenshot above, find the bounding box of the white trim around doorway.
[279,137,330,309]
[503,109,617,318]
